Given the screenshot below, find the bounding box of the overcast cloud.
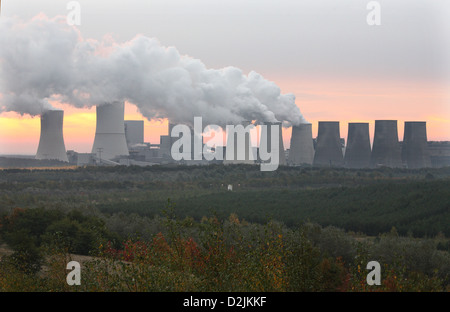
[2,0,449,83]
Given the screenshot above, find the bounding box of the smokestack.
[91,101,129,160]
[401,121,431,168]
[224,121,255,164]
[260,122,286,166]
[288,123,314,166]
[313,121,344,167]
[344,122,371,169]
[35,109,69,162]
[370,120,402,168]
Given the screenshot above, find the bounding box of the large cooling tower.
[259,122,286,166]
[91,101,129,160]
[224,121,255,164]
[313,121,344,167]
[344,123,371,169]
[370,120,402,168]
[401,121,431,168]
[288,123,314,165]
[35,110,69,162]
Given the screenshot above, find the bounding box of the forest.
[0,164,449,291]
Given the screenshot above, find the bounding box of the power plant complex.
[35,104,450,169]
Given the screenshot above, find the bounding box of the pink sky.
[1,1,449,156]
[1,75,449,155]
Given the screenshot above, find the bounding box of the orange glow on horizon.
[1,76,449,155]
[271,75,450,146]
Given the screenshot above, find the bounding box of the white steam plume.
[0,14,308,126]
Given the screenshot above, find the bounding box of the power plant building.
[167,122,205,163]
[344,122,371,169]
[35,109,69,162]
[370,120,402,168]
[427,141,450,167]
[125,120,144,147]
[31,100,446,170]
[157,123,177,161]
[313,121,344,167]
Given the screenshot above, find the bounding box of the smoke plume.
[0,14,307,126]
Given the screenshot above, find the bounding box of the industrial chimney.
[313,121,344,167]
[370,120,402,168]
[35,109,69,162]
[224,121,255,164]
[344,122,371,169]
[259,121,286,166]
[401,121,431,168]
[288,123,314,166]
[91,101,129,161]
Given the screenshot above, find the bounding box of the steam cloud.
[0,15,307,127]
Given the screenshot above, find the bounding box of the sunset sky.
[1,0,449,155]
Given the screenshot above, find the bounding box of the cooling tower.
[401,121,431,168]
[35,110,69,162]
[259,122,287,166]
[288,123,314,165]
[91,101,129,160]
[344,123,371,169]
[224,121,255,164]
[313,121,344,167]
[370,120,402,168]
